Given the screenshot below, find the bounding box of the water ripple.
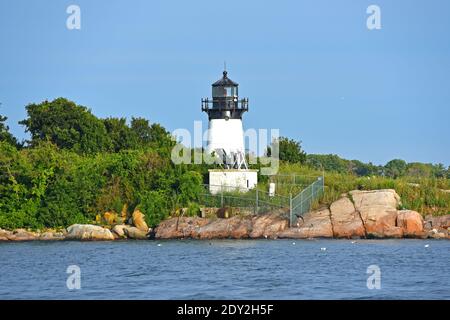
[0,239,449,299]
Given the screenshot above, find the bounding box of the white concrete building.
[208,169,258,195]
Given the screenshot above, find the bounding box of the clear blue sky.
[1,0,449,166]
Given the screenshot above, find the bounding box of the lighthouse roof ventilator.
[202,70,258,194]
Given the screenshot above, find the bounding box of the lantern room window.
[212,86,238,97]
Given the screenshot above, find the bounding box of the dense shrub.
[0,141,206,229]
[137,191,170,227]
[0,98,201,229]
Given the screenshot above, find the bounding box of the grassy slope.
[260,162,450,216]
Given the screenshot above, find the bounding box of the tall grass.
[267,163,450,216]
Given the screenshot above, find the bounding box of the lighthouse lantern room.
[202,70,258,194]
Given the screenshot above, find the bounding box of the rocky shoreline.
[1,190,449,241]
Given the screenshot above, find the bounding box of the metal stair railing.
[289,176,325,227]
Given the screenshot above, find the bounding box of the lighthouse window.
[213,87,224,97]
[225,87,237,97]
[212,86,237,97]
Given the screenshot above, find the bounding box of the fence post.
[220,188,224,208]
[289,193,293,227]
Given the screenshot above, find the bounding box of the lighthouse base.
[208,169,258,195]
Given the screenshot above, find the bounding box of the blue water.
[0,239,449,300]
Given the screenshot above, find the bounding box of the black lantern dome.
[212,71,239,87]
[202,70,248,120]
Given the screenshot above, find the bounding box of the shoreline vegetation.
[1,189,449,241]
[1,98,449,241]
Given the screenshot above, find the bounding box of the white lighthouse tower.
[202,70,258,194]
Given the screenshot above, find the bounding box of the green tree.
[149,123,175,149]
[0,106,18,147]
[350,160,380,176]
[268,137,306,164]
[131,117,153,145]
[131,117,175,150]
[103,117,138,152]
[406,162,433,178]
[306,154,349,173]
[19,98,111,154]
[384,159,408,178]
[431,163,447,178]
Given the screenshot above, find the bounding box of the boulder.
[66,224,115,241]
[424,214,450,231]
[350,189,400,211]
[423,219,433,231]
[194,216,257,239]
[359,207,403,238]
[250,213,288,238]
[39,231,65,241]
[9,229,39,241]
[102,211,119,225]
[197,217,239,239]
[261,218,289,239]
[132,209,149,232]
[229,218,252,239]
[278,208,333,239]
[112,224,128,239]
[277,228,309,239]
[428,231,447,239]
[154,217,210,239]
[397,210,424,237]
[330,197,366,238]
[351,190,403,238]
[123,226,148,240]
[0,229,12,240]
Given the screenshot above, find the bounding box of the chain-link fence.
[199,184,290,215]
[199,174,325,223]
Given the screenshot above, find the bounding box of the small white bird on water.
[424,244,430,248]
[157,243,162,247]
[292,242,296,245]
[320,247,327,251]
